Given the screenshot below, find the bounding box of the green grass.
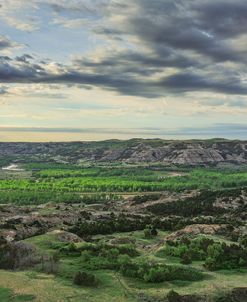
[1,228,246,302]
[0,288,34,302]
[19,230,247,301]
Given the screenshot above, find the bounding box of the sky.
[0,0,247,141]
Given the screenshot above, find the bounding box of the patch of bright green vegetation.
[0,288,34,302]
[35,166,156,178]
[24,233,67,253]
[1,167,247,197]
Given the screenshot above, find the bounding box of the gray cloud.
[192,0,247,38]
[16,54,34,63]
[0,35,17,50]
[0,56,12,61]
[126,16,239,63]
[1,55,247,98]
[1,1,247,99]
[159,72,247,95]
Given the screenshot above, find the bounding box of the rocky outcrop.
[47,230,83,243]
[0,204,84,241]
[166,224,232,241]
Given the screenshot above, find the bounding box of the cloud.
[52,17,87,29]
[25,92,68,99]
[0,1,39,32]
[1,54,247,98]
[15,54,34,63]
[160,72,247,95]
[1,0,247,99]
[0,36,19,50]
[0,85,9,95]
[192,0,247,38]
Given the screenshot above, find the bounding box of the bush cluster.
[73,271,98,286]
[162,236,247,270]
[120,259,203,283]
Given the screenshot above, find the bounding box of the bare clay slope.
[0,139,247,165]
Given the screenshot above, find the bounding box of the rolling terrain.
[0,140,246,302]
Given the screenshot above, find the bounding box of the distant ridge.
[0,139,247,166]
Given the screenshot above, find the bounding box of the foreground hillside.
[0,159,246,302]
[1,139,247,166]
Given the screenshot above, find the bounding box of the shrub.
[117,254,132,267]
[144,225,158,238]
[180,252,192,265]
[162,236,247,270]
[167,290,181,302]
[120,260,203,283]
[143,267,166,283]
[73,271,98,287]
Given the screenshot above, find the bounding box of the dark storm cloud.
[126,17,239,63]
[1,0,247,98]
[192,0,247,38]
[83,0,247,96]
[0,58,155,97]
[1,56,247,98]
[74,48,200,72]
[160,72,247,95]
